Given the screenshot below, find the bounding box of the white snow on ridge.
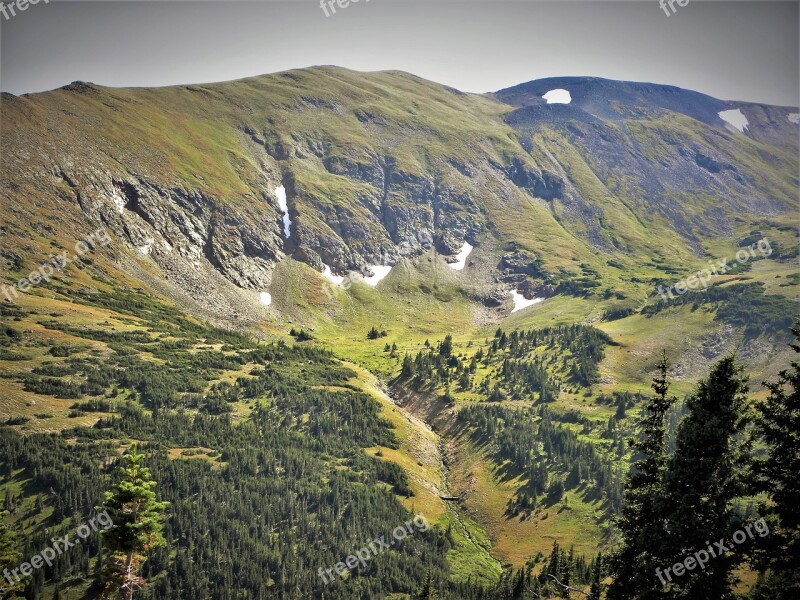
[321,264,392,288]
[718,109,749,133]
[789,113,800,125]
[510,290,545,313]
[275,185,292,239]
[322,264,345,286]
[448,242,473,271]
[362,265,393,287]
[542,89,571,105]
[260,292,272,306]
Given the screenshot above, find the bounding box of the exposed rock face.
[516,279,556,300]
[323,153,384,184]
[70,172,283,291]
[691,149,740,179]
[318,151,484,263]
[497,251,555,297]
[500,251,547,278]
[382,169,438,255]
[501,157,565,201]
[483,288,509,307]
[0,67,796,310]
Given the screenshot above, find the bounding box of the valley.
[0,66,797,598]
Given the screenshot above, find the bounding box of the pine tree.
[416,569,437,599]
[402,354,415,378]
[750,324,800,597]
[590,552,604,599]
[607,352,675,599]
[439,335,453,358]
[99,445,168,600]
[661,355,750,599]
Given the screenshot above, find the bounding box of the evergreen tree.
[750,324,800,597]
[661,355,750,599]
[590,552,604,599]
[439,335,453,358]
[608,352,675,600]
[416,569,437,599]
[99,445,168,600]
[402,354,415,378]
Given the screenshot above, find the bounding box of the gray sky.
[1,1,798,105]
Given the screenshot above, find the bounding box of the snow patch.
[718,109,749,133]
[510,290,545,313]
[362,265,393,287]
[259,292,272,306]
[321,263,392,288]
[789,113,800,124]
[322,264,345,286]
[448,242,473,271]
[138,242,152,256]
[275,185,292,238]
[542,89,571,105]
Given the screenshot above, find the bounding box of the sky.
[0,1,798,106]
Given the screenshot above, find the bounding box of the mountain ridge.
[5,65,798,108]
[1,65,796,334]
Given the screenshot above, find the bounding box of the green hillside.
[0,67,797,599]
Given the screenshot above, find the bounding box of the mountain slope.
[0,67,797,598]
[1,67,796,321]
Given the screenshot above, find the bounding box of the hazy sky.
[1,1,798,105]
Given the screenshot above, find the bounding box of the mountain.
[2,68,796,316]
[0,67,797,598]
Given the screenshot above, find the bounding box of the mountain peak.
[495,76,729,125]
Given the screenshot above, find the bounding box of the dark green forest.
[1,289,798,599]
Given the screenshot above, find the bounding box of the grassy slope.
[1,200,795,585]
[277,229,797,571]
[0,276,502,587]
[1,67,797,587]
